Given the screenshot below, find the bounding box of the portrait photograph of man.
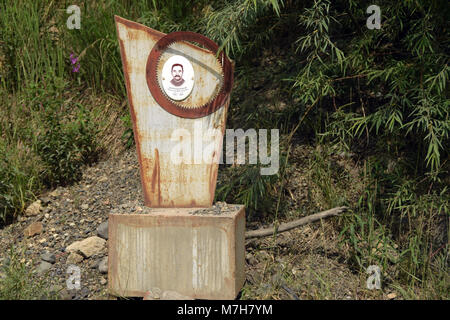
[170,63,185,87]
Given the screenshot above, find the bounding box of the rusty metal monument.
[108,16,245,299]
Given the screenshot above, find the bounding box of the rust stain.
[115,15,165,40]
[208,163,217,203]
[140,157,152,206]
[150,148,161,206]
[115,17,152,206]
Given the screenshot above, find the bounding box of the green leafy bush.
[36,103,99,187]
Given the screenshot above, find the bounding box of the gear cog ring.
[146,31,233,119]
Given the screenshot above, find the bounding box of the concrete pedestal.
[108,206,245,299]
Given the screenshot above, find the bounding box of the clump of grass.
[215,164,279,220]
[0,246,57,300]
[0,140,42,224]
[0,0,65,91]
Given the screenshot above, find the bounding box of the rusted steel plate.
[115,16,232,208]
[108,207,245,299]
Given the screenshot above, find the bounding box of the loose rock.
[41,252,56,264]
[36,261,52,274]
[387,292,397,300]
[25,200,42,216]
[49,189,61,197]
[24,222,43,237]
[40,197,51,206]
[66,252,84,264]
[98,256,108,274]
[79,287,90,298]
[66,236,106,258]
[96,221,108,240]
[59,289,74,300]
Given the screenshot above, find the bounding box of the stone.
[49,284,63,295]
[96,221,108,240]
[66,252,84,264]
[40,197,51,206]
[36,261,52,274]
[41,252,56,264]
[387,293,397,300]
[59,289,74,300]
[66,236,106,258]
[246,253,257,266]
[80,287,89,298]
[49,189,61,197]
[25,200,42,216]
[81,204,89,210]
[100,277,107,285]
[23,222,43,237]
[98,256,108,274]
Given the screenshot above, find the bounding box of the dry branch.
[245,206,348,239]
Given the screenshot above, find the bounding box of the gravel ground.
[0,149,144,299]
[0,146,382,300]
[0,149,254,300]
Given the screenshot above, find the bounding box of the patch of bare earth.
[0,140,393,300]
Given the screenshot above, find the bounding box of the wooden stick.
[245,206,348,239]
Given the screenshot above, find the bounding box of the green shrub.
[36,103,99,187]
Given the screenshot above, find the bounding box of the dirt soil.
[0,147,394,300]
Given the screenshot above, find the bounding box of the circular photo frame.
[146,31,233,119]
[160,55,195,101]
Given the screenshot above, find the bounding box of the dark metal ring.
[146,31,233,119]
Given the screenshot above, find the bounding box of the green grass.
[0,246,57,300]
[0,0,65,91]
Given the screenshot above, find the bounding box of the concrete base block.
[108,206,245,299]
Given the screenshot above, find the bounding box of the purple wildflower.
[70,52,79,65]
[69,53,80,72]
